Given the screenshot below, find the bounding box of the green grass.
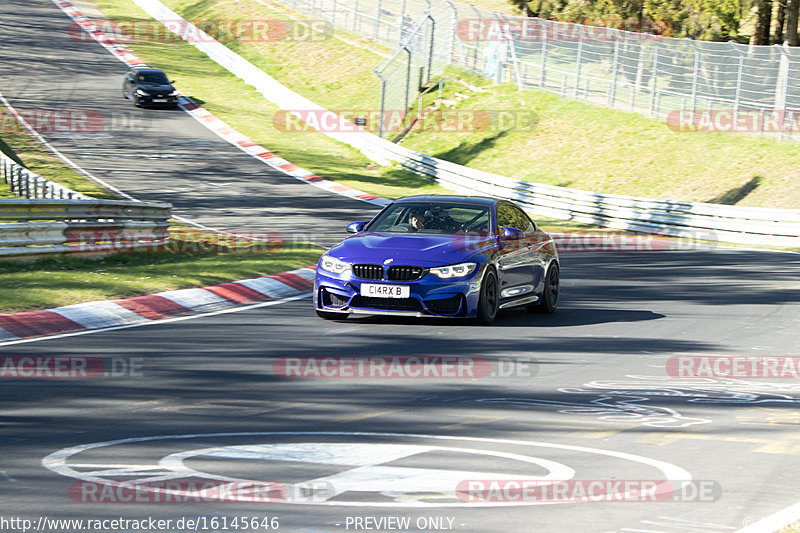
[92,0,448,201]
[96,0,800,209]
[0,129,119,200]
[401,75,800,209]
[0,236,322,313]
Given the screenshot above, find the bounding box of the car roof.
[130,67,166,74]
[393,195,499,207]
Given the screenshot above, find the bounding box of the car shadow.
[341,307,663,327]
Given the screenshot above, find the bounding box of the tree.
[751,0,772,44]
[774,0,787,43]
[786,0,799,44]
[508,0,536,17]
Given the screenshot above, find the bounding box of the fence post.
[427,14,435,84]
[375,68,387,138]
[15,167,23,197]
[405,47,412,113]
[445,1,457,64]
[539,19,548,87]
[398,0,407,45]
[331,0,337,26]
[372,0,382,40]
[733,53,744,128]
[690,49,699,114]
[775,44,790,113]
[353,0,359,31]
[574,24,583,97]
[607,32,620,106]
[649,44,659,115]
[469,5,481,72]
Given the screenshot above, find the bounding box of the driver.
[409,209,425,231]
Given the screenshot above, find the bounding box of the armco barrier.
[1,150,87,200]
[129,0,800,248]
[0,199,171,259]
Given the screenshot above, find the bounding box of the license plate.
[360,283,409,298]
[152,98,167,102]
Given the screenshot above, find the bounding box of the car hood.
[139,84,174,92]
[328,232,495,267]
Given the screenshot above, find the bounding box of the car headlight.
[429,262,477,279]
[320,255,351,274]
[135,89,147,96]
[169,89,179,96]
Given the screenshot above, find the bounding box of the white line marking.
[735,502,800,533]
[158,443,575,503]
[42,431,691,508]
[0,293,310,347]
[0,89,134,200]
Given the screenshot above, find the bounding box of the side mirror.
[346,221,368,233]
[170,80,176,84]
[500,226,523,240]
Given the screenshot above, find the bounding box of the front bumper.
[314,266,485,317]
[137,94,178,106]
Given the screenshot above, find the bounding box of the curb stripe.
[265,271,314,291]
[204,283,270,304]
[0,311,85,338]
[0,267,316,343]
[113,295,193,320]
[154,288,231,313]
[0,326,21,342]
[51,301,145,329]
[235,277,307,299]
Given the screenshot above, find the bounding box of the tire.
[316,309,347,320]
[477,266,499,324]
[529,262,559,314]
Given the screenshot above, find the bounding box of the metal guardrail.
[129,0,800,247]
[1,116,174,259]
[0,199,172,259]
[275,0,800,141]
[1,150,88,200]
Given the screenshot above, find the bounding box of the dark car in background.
[122,66,179,108]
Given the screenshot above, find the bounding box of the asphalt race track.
[0,0,377,245]
[2,1,800,533]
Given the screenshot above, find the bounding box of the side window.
[497,204,534,233]
[496,204,515,230]
[510,205,535,234]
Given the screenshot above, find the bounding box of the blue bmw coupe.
[314,195,559,323]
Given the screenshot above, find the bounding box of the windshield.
[368,202,491,235]
[136,71,170,85]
